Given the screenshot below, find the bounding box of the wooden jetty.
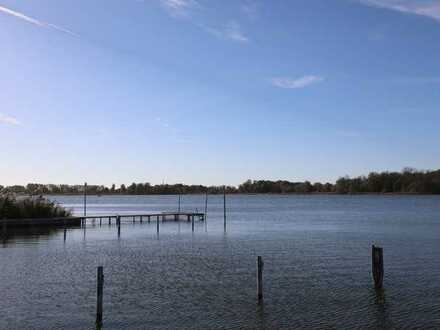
[0,212,204,230]
[78,212,205,225]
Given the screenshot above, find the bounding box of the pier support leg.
[372,245,384,289]
[192,216,195,232]
[117,216,121,238]
[63,228,67,242]
[257,256,264,302]
[156,215,160,233]
[96,266,104,327]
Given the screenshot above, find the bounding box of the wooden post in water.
[257,256,264,302]
[204,192,208,221]
[223,186,227,231]
[191,215,195,232]
[117,216,121,238]
[96,266,104,327]
[63,228,67,242]
[156,215,160,233]
[83,182,87,217]
[133,215,135,224]
[372,245,384,289]
[140,215,143,223]
[108,217,111,226]
[178,194,181,213]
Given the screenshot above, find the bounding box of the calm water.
[1,194,440,329]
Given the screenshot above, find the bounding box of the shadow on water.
[1,225,80,246]
[371,288,393,328]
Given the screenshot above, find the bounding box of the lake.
[1,194,440,329]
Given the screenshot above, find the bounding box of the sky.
[1,0,440,186]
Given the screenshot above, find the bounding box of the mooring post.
[223,186,227,231]
[99,218,102,226]
[204,192,208,222]
[108,217,111,226]
[257,256,264,302]
[96,266,104,327]
[372,245,384,289]
[140,215,143,223]
[156,215,160,233]
[63,228,67,242]
[191,215,195,232]
[83,182,87,217]
[148,215,151,223]
[117,215,121,238]
[132,215,135,224]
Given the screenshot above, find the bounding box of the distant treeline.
[1,168,439,195]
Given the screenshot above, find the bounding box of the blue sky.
[1,0,440,186]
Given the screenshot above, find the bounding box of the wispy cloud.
[270,76,325,89]
[0,113,20,126]
[204,21,249,42]
[360,0,440,22]
[0,4,78,36]
[160,0,199,17]
[242,0,260,19]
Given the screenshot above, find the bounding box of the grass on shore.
[0,195,71,219]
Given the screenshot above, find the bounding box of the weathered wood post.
[96,266,104,327]
[99,218,102,226]
[257,256,264,302]
[117,215,121,238]
[372,245,384,289]
[132,215,135,224]
[191,215,195,232]
[148,215,151,223]
[156,215,160,233]
[140,215,143,223]
[63,228,67,241]
[223,186,227,231]
[204,192,208,221]
[83,182,87,217]
[108,217,111,226]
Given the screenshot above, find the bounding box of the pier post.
[96,266,104,327]
[83,182,87,217]
[204,192,208,222]
[191,215,195,232]
[178,194,181,213]
[99,218,102,226]
[117,216,121,238]
[133,216,135,224]
[63,228,67,242]
[108,217,111,226]
[148,215,151,223]
[223,186,227,231]
[140,215,143,223]
[372,245,384,289]
[257,256,264,302]
[156,215,159,233]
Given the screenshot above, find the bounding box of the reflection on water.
[1,194,440,329]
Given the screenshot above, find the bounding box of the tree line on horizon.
[1,168,439,195]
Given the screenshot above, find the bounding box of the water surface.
[1,194,440,329]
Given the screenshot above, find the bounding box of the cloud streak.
[160,0,198,17]
[0,113,20,126]
[360,0,440,22]
[0,5,78,36]
[270,76,324,89]
[205,21,249,42]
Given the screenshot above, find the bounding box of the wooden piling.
[156,215,160,233]
[204,192,208,222]
[63,228,67,241]
[257,256,264,302]
[191,215,195,232]
[148,215,151,223]
[133,216,135,224]
[223,186,227,231]
[178,194,181,213]
[96,266,104,327]
[108,217,111,225]
[99,218,102,226]
[140,215,143,223]
[117,216,121,238]
[83,182,87,217]
[372,245,384,289]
